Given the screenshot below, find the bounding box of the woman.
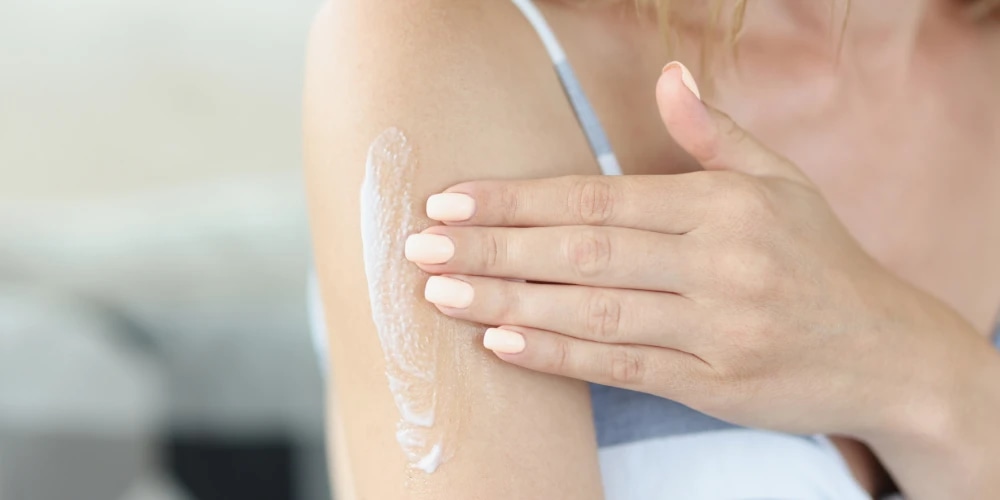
[303,0,1000,498]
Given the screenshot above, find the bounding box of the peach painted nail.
[426,193,476,222]
[404,234,455,264]
[424,276,474,309]
[662,61,701,101]
[483,328,525,354]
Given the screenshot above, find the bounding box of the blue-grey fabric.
[591,385,738,447]
[554,62,616,164]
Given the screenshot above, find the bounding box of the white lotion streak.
[359,128,464,475]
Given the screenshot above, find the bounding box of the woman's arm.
[857,303,1000,500]
[303,1,604,498]
[399,62,1000,499]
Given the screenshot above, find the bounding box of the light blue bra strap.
[510,0,623,176]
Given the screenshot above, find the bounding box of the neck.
[732,0,969,88]
[754,1,951,53]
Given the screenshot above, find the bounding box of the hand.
[403,63,985,438]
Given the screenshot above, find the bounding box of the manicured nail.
[483,328,525,354]
[405,234,455,264]
[424,276,474,309]
[662,61,701,101]
[426,193,476,222]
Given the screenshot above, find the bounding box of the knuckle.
[714,247,781,299]
[718,112,747,145]
[583,291,623,341]
[565,229,613,278]
[692,170,723,193]
[608,348,645,386]
[548,337,572,375]
[722,173,774,225]
[696,110,745,167]
[732,180,775,221]
[571,177,616,224]
[482,231,507,270]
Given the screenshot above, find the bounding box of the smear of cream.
[359,127,457,474]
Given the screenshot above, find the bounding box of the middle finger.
[405,225,693,293]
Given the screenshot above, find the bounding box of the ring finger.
[423,274,703,351]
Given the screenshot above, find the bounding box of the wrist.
[853,279,983,441]
[859,332,1000,498]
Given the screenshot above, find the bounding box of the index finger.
[426,174,712,234]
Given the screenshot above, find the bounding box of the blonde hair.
[643,0,1000,46]
[634,0,999,94]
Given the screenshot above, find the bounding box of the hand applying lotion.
[408,62,1000,498]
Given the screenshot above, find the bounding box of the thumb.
[656,62,805,182]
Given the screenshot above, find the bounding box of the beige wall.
[0,0,315,199]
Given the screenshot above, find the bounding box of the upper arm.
[303,1,603,498]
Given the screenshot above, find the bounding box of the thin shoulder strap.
[993,315,999,349]
[510,0,623,176]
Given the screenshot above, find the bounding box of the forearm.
[861,313,1000,499]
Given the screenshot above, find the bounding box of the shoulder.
[304,0,552,134]
[303,0,594,196]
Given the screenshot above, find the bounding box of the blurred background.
[0,0,329,499]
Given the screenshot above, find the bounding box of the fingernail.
[427,193,476,222]
[662,61,701,101]
[424,276,474,309]
[483,328,526,354]
[405,234,455,264]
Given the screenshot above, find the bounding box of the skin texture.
[361,127,460,474]
[409,65,1000,498]
[306,0,1000,497]
[303,0,605,498]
